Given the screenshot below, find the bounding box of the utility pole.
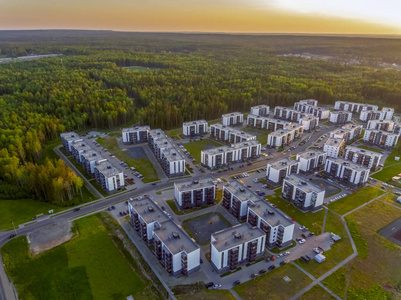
[12,222,17,236]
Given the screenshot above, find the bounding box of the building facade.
[60,131,79,153]
[250,105,270,116]
[334,101,378,113]
[222,112,243,126]
[182,120,208,136]
[122,126,150,144]
[323,138,345,158]
[363,130,400,149]
[296,150,327,173]
[94,160,124,193]
[267,124,304,147]
[324,157,370,186]
[366,120,395,132]
[344,146,383,171]
[329,111,352,124]
[360,107,394,122]
[266,158,300,185]
[174,178,216,209]
[210,123,256,143]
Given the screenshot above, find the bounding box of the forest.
[0,30,401,205]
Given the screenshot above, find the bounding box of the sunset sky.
[1,0,400,34]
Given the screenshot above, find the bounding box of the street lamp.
[12,221,17,236]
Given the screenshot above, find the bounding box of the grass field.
[328,186,384,215]
[1,213,166,299]
[166,128,183,140]
[97,136,159,183]
[356,145,383,153]
[266,191,325,234]
[177,289,235,300]
[371,163,401,188]
[296,211,353,278]
[301,285,335,300]
[234,263,312,299]
[383,141,401,167]
[183,139,224,162]
[241,127,270,145]
[322,200,401,299]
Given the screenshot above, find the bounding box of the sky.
[1,0,400,34]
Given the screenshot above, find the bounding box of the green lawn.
[97,136,159,183]
[383,141,401,167]
[266,191,325,234]
[301,285,336,300]
[296,211,353,278]
[371,163,401,188]
[357,145,383,153]
[177,289,235,300]
[183,139,224,162]
[41,139,62,162]
[1,213,165,299]
[322,201,401,300]
[234,263,312,299]
[328,186,384,215]
[241,127,271,145]
[166,128,183,140]
[166,199,216,215]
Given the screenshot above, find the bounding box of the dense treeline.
[0,32,400,204]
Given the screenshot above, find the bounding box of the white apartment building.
[329,111,352,124]
[222,181,261,221]
[250,105,270,116]
[299,114,319,131]
[153,219,200,276]
[201,140,261,169]
[211,224,265,273]
[80,149,102,175]
[71,140,92,164]
[363,130,400,149]
[334,101,378,113]
[94,159,124,193]
[394,123,401,135]
[266,158,300,185]
[60,131,79,153]
[360,107,394,122]
[344,146,383,171]
[282,174,325,211]
[324,157,370,186]
[210,123,256,143]
[323,138,345,158]
[341,124,363,142]
[247,114,290,131]
[300,99,318,106]
[247,200,294,248]
[222,112,243,126]
[148,129,185,177]
[122,125,150,144]
[293,102,330,119]
[366,120,395,132]
[274,106,303,122]
[296,150,327,173]
[267,123,304,147]
[182,120,208,136]
[174,177,216,209]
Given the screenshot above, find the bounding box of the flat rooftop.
[251,104,269,109]
[382,107,394,112]
[163,149,185,162]
[297,150,326,160]
[268,158,299,170]
[183,120,207,126]
[211,223,265,252]
[249,200,293,227]
[285,174,325,194]
[122,125,150,133]
[81,149,102,161]
[327,157,370,172]
[72,141,92,152]
[175,177,215,192]
[330,110,352,115]
[224,181,261,203]
[222,112,243,118]
[325,137,344,147]
[231,140,260,149]
[202,145,232,156]
[129,197,169,225]
[95,160,121,177]
[148,128,166,138]
[268,129,290,137]
[346,145,382,157]
[342,124,362,130]
[60,131,79,141]
[154,219,199,255]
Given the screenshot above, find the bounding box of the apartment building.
[60,131,79,153]
[296,150,327,173]
[363,130,400,149]
[394,123,401,135]
[80,149,102,176]
[274,106,303,122]
[293,99,318,112]
[174,178,216,209]
[366,120,395,132]
[210,224,265,273]
[300,99,318,106]
[128,197,170,244]
[324,157,369,186]
[222,181,261,221]
[148,129,185,177]
[201,140,261,169]
[250,105,270,116]
[222,112,243,126]
[329,111,352,124]
[210,123,256,143]
[360,107,394,122]
[282,174,325,211]
[153,219,200,276]
[71,140,92,164]
[94,159,124,193]
[267,124,304,148]
[334,101,378,113]
[182,120,208,137]
[323,138,345,158]
[299,114,319,131]
[122,126,150,144]
[247,114,290,131]
[344,146,383,171]
[341,124,363,142]
[247,200,294,248]
[266,158,300,185]
[293,102,330,119]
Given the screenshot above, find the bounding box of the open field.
[1,213,166,299]
[241,127,270,145]
[356,145,383,153]
[296,211,353,278]
[183,139,224,162]
[177,288,235,300]
[384,142,401,167]
[328,186,384,215]
[372,163,401,188]
[301,285,335,300]
[166,128,183,140]
[266,191,324,234]
[97,135,159,183]
[234,263,312,299]
[323,200,401,299]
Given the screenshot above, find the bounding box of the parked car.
[280,261,287,266]
[9,233,16,239]
[300,256,309,263]
[299,239,306,244]
[308,232,314,237]
[268,265,276,271]
[251,273,258,278]
[232,280,241,286]
[283,251,290,256]
[313,248,321,254]
[213,284,221,289]
[265,257,271,262]
[259,269,267,274]
[271,255,276,261]
[74,207,80,212]
[200,259,203,264]
[205,282,214,288]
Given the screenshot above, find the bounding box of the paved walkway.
[229,289,242,300]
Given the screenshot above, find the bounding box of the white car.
[213,284,221,289]
[313,248,320,254]
[299,226,305,230]
[299,239,306,244]
[283,251,290,256]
